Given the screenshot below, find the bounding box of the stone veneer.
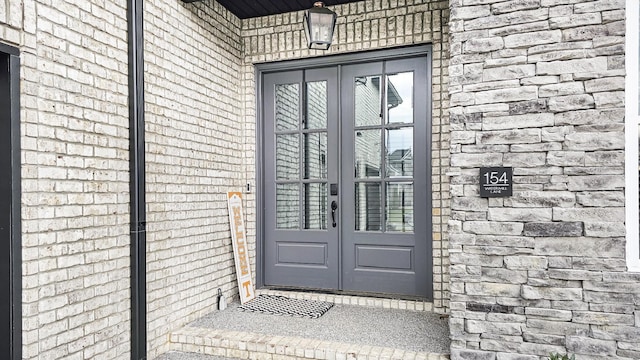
[448,0,639,359]
[240,0,452,312]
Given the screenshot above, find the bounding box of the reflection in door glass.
[276,134,299,180]
[386,182,414,233]
[304,132,328,179]
[304,183,327,230]
[354,76,382,127]
[387,72,414,124]
[354,182,381,231]
[275,83,299,131]
[276,183,299,229]
[386,127,413,178]
[354,129,381,179]
[306,81,328,129]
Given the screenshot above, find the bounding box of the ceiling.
[216,0,361,19]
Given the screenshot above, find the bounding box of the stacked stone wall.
[448,0,638,359]
[241,0,452,311]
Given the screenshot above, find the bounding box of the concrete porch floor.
[163,290,450,360]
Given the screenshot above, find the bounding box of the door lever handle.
[331,200,338,228]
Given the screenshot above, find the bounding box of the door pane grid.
[353,71,414,234]
[274,80,331,230]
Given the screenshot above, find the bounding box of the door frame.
[255,45,432,291]
[0,42,22,360]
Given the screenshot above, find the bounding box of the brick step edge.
[169,326,450,360]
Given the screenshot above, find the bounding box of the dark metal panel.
[0,43,18,56]
[215,0,361,19]
[0,50,11,360]
[127,0,147,358]
[0,43,22,360]
[9,52,21,360]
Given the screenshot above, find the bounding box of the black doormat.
[239,295,334,318]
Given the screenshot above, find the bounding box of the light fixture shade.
[304,2,337,50]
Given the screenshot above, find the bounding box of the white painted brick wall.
[12,0,132,358]
[9,0,245,357]
[144,1,243,358]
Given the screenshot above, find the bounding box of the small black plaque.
[480,167,513,198]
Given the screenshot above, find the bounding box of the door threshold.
[257,287,438,313]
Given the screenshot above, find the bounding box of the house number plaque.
[480,167,513,198]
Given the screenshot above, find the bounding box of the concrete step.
[156,351,234,360]
[165,290,450,360]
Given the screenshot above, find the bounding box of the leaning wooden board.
[227,191,256,304]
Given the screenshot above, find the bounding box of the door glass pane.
[354,75,382,127]
[304,183,327,230]
[355,129,381,179]
[355,182,381,231]
[275,83,299,131]
[276,134,299,180]
[306,81,327,129]
[276,183,299,229]
[386,182,414,233]
[386,127,413,178]
[387,72,414,124]
[304,132,328,179]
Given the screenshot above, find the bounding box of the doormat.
[239,295,334,319]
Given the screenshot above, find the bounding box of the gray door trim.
[256,45,432,74]
[0,44,22,360]
[255,44,433,290]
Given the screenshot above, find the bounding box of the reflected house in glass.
[354,74,414,232]
[273,81,329,230]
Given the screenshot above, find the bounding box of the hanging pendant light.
[304,2,338,50]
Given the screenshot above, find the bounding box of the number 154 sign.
[480,167,513,198]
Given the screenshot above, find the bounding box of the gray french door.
[263,67,340,289]
[262,53,432,298]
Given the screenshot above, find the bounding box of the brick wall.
[448,0,638,359]
[4,0,245,358]
[0,0,21,44]
[17,0,132,359]
[144,1,243,358]
[241,0,452,311]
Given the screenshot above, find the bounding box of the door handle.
[331,200,338,228]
